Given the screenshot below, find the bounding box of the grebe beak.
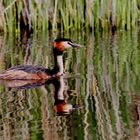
[68,41,81,48]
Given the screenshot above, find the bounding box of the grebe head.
[53,38,80,54]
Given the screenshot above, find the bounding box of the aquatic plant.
[1,0,140,32]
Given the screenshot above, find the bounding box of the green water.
[0,29,139,140]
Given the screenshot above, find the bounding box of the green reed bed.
[1,0,140,32]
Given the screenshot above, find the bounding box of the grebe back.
[0,38,80,80]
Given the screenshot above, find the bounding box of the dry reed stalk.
[0,0,4,32]
[52,0,58,30]
[20,0,31,31]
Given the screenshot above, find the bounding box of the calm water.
[0,29,139,140]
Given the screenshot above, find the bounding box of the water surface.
[0,30,139,140]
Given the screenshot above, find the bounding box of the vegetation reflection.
[0,29,139,139]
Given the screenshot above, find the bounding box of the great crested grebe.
[0,38,80,80]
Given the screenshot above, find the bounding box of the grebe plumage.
[0,38,80,80]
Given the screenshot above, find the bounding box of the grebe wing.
[0,65,51,80]
[8,65,49,73]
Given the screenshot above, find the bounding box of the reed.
[1,0,140,32]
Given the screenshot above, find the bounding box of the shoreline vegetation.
[0,0,140,33]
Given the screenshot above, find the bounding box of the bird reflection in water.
[0,76,80,115]
[53,76,74,115]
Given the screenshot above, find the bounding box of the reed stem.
[1,0,140,32]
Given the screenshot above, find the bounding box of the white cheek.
[63,42,72,48]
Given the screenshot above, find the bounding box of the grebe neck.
[54,76,64,101]
[54,54,64,75]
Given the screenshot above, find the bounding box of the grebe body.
[0,65,51,80]
[0,38,80,80]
